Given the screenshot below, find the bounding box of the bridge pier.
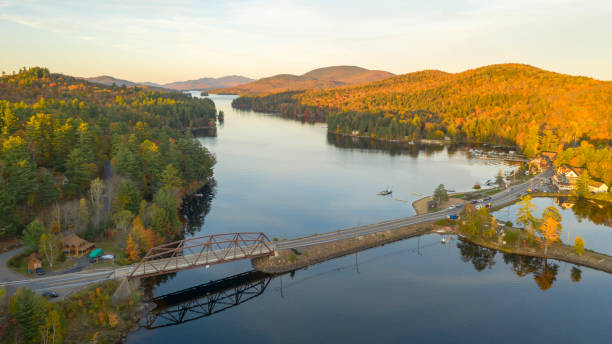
[112,277,141,304]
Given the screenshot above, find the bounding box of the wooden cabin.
[62,234,95,257]
[27,253,42,273]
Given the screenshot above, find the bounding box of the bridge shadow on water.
[141,232,580,330]
[142,270,274,330]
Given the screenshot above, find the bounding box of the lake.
[127,94,612,344]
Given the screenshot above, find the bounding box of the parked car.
[35,268,46,276]
[470,200,478,204]
[42,291,59,298]
[483,196,492,201]
[448,205,456,210]
[456,204,464,208]
[100,254,115,261]
[447,214,459,220]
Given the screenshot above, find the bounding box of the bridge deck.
[129,245,273,279]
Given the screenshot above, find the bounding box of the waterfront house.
[62,233,95,257]
[552,164,584,190]
[589,181,609,193]
[27,253,42,273]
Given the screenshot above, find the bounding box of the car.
[35,268,46,276]
[448,205,456,210]
[456,204,464,208]
[470,200,478,204]
[42,291,59,298]
[100,254,115,261]
[447,214,459,220]
[483,196,492,201]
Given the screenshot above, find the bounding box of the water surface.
[127,94,611,344]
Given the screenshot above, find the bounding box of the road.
[275,169,552,249]
[0,169,551,293]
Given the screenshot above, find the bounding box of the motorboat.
[378,188,392,196]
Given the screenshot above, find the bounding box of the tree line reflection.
[457,238,582,290]
[556,197,612,227]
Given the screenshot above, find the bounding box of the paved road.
[0,170,551,293]
[276,169,552,250]
[0,245,273,292]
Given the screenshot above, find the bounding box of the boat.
[378,188,392,196]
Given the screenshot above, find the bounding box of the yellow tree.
[538,216,561,256]
[39,232,61,268]
[574,236,585,255]
[517,195,538,233]
[39,308,63,344]
[125,234,140,262]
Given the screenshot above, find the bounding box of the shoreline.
[252,221,436,274]
[458,233,612,274]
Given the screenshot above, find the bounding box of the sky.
[1,0,611,83]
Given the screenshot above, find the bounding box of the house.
[62,233,95,256]
[529,156,548,173]
[552,164,584,190]
[589,181,609,193]
[27,253,42,273]
[556,165,581,182]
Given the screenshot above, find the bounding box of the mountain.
[85,75,138,87]
[216,66,394,95]
[234,64,611,162]
[163,75,254,91]
[299,63,611,154]
[84,76,171,92]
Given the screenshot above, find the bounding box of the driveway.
[0,246,27,296]
[0,246,26,283]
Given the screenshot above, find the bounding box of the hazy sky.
[1,0,611,83]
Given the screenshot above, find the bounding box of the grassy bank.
[252,221,436,274]
[459,231,612,274]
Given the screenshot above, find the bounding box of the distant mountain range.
[84,75,254,91]
[83,66,393,95]
[215,66,394,95]
[163,75,254,91]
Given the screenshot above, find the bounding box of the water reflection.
[144,270,273,330]
[144,236,581,333]
[141,183,217,294]
[571,267,582,282]
[555,197,612,227]
[458,239,564,291]
[182,180,216,236]
[457,239,497,271]
[326,132,437,157]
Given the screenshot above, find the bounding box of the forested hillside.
[0,67,217,253]
[233,64,612,185]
